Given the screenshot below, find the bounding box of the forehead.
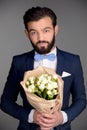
[27,16,53,30]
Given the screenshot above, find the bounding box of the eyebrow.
[28,29,36,32]
[42,27,52,30]
[29,27,52,32]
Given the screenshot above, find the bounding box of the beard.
[30,34,55,54]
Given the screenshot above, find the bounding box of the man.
[1,6,86,130]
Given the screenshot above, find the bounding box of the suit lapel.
[26,50,35,71]
[56,48,65,76]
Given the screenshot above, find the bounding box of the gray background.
[0,0,87,130]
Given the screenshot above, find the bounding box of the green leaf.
[42,88,47,99]
[35,90,42,98]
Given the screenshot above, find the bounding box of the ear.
[24,29,29,38]
[54,25,59,36]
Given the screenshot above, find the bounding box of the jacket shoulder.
[58,49,80,61]
[13,50,34,60]
[11,50,34,70]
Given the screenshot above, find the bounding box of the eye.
[30,31,37,36]
[44,28,50,33]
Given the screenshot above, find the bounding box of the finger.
[39,118,54,129]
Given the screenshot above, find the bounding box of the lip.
[38,42,48,47]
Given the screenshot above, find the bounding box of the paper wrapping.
[20,66,64,113]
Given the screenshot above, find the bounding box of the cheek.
[29,35,38,43]
[46,33,54,41]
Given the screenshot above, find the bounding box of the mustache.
[36,41,49,44]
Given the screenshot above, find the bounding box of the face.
[25,16,58,54]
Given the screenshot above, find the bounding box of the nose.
[38,32,44,41]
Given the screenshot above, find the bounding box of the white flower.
[25,73,59,100]
[25,81,30,87]
[46,82,54,90]
[27,84,35,93]
[47,75,51,81]
[51,82,58,88]
[47,90,54,99]
[38,83,45,91]
[52,89,58,95]
[28,76,35,84]
[52,74,58,80]
[47,90,52,95]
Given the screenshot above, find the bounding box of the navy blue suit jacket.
[1,48,86,130]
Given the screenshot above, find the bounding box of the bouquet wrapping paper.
[20,66,64,113]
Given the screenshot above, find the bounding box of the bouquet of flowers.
[20,66,64,113]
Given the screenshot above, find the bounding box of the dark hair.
[23,6,57,30]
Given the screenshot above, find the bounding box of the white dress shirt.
[28,47,68,127]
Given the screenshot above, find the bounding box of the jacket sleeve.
[64,56,86,122]
[1,56,30,123]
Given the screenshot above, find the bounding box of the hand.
[33,110,63,130]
